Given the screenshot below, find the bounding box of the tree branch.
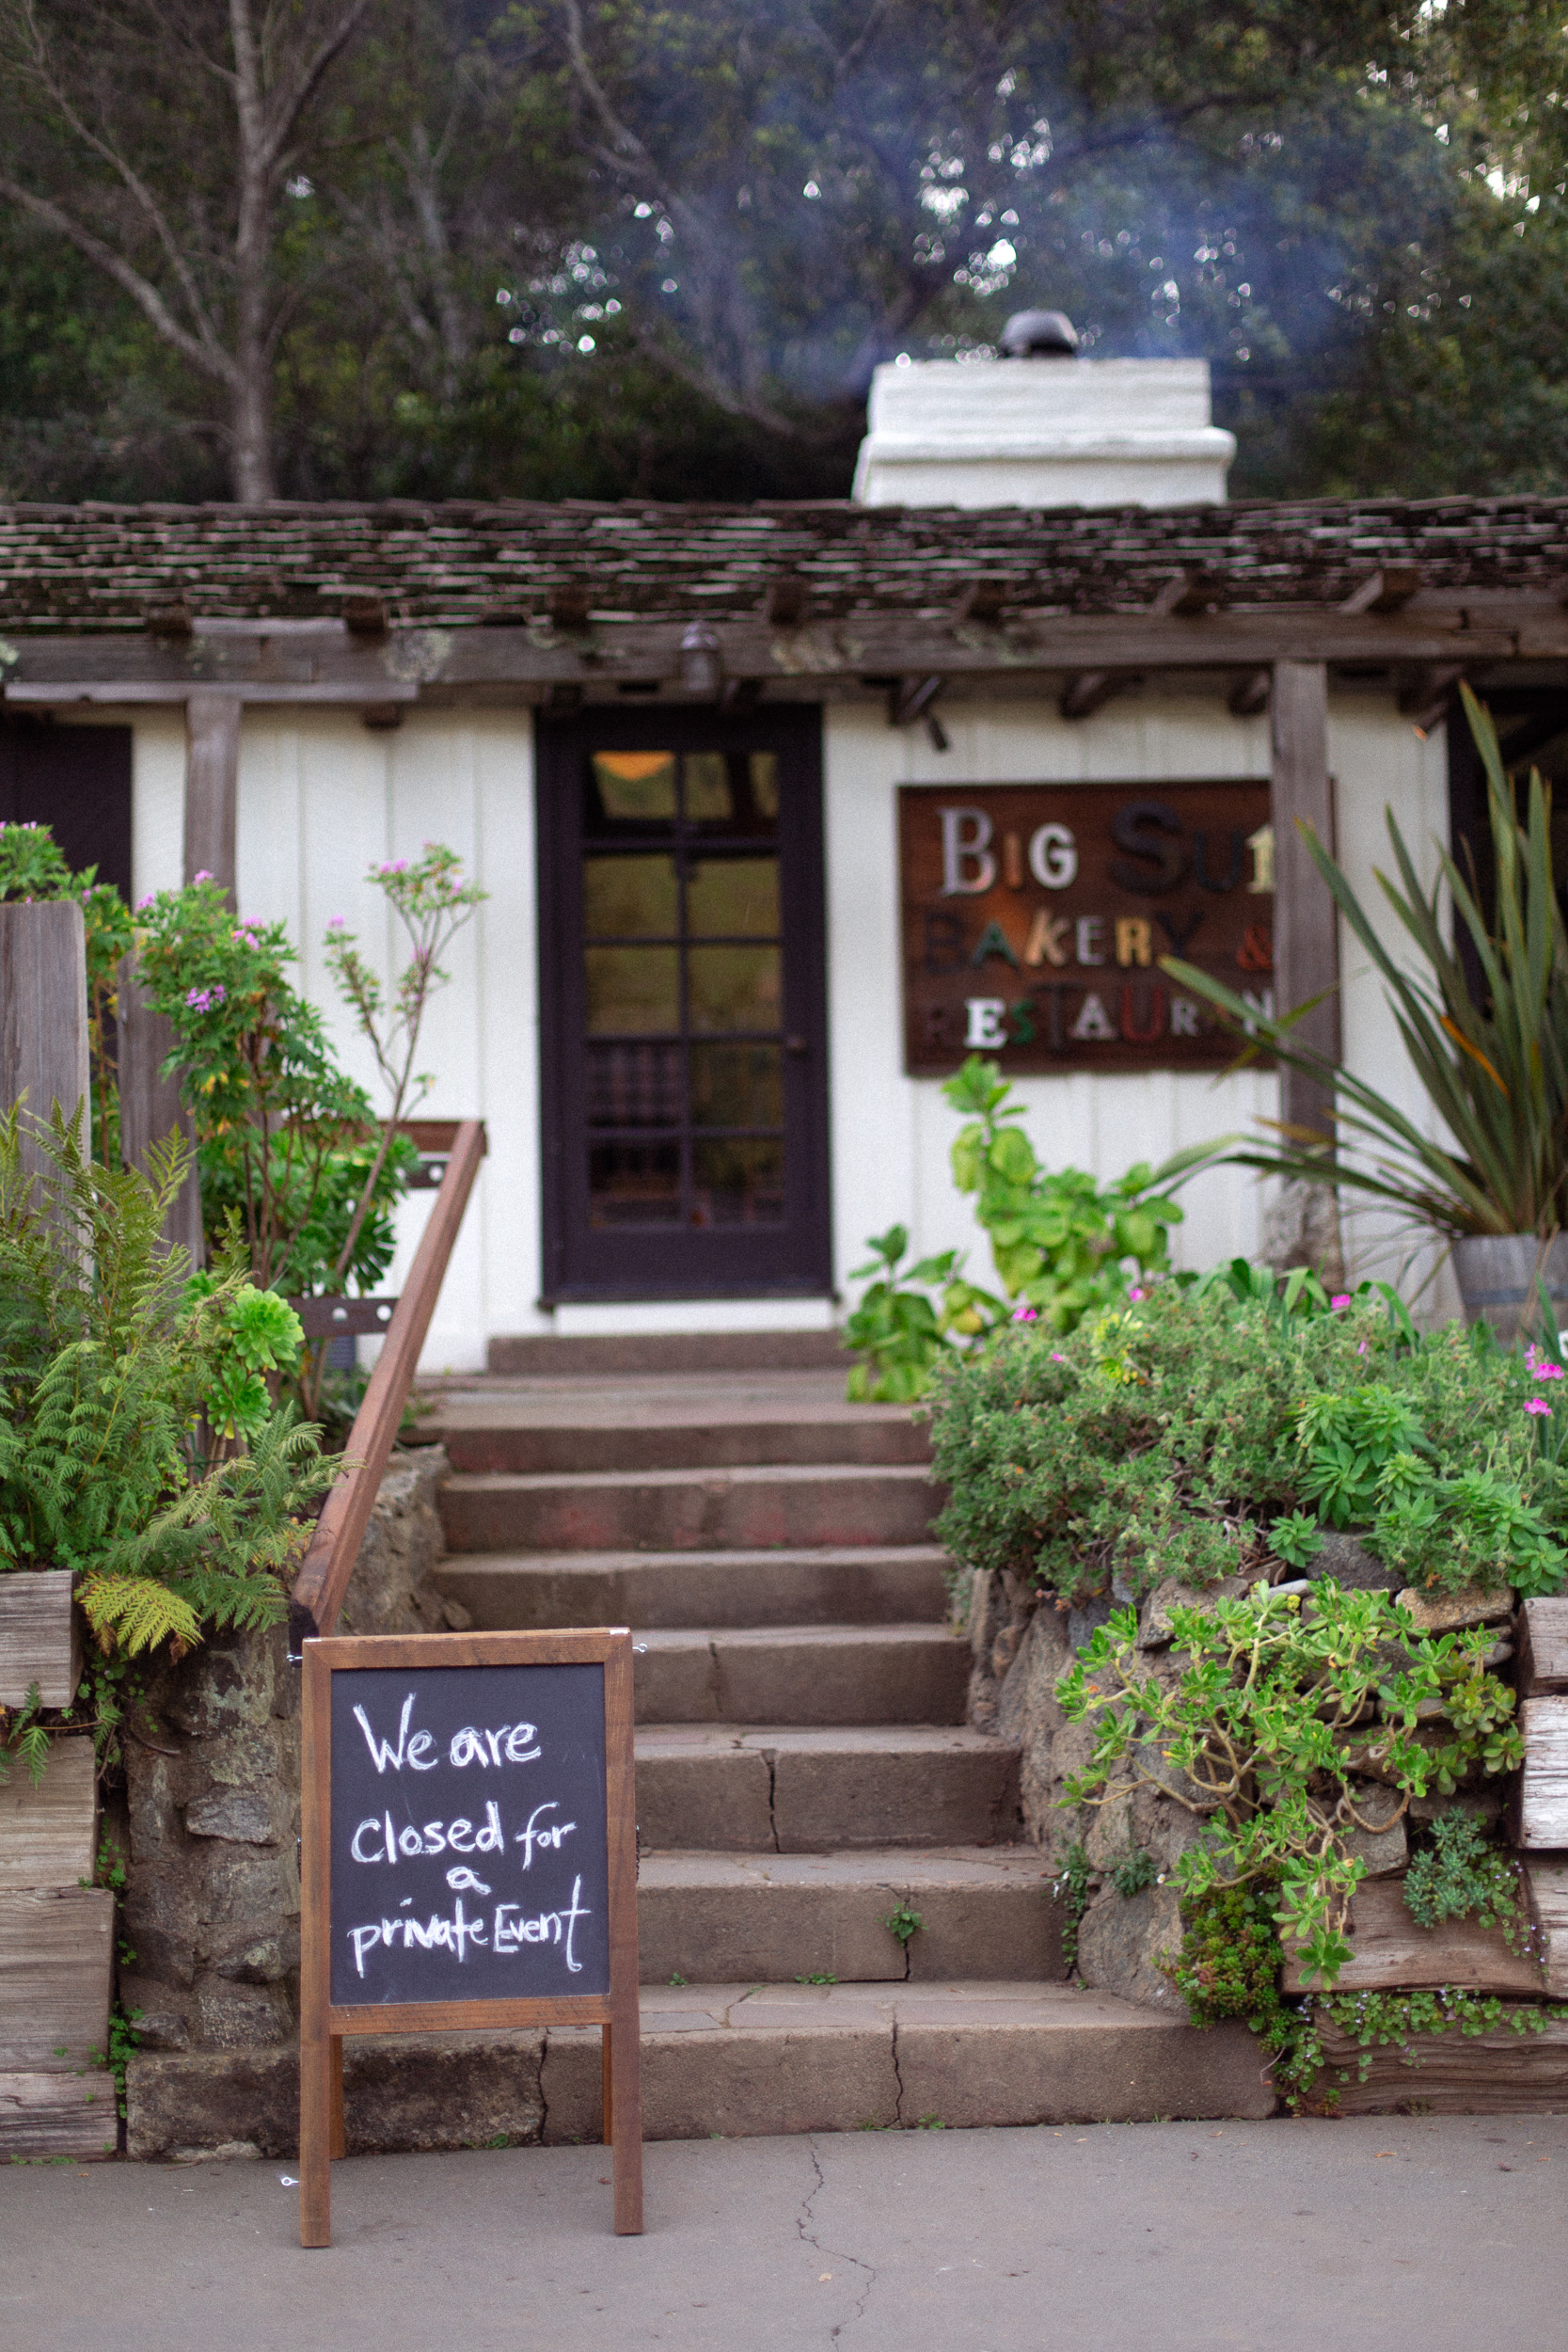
[0,170,234,384]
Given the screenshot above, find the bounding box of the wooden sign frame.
[298,1627,642,2248]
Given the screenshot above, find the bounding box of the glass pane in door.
[579,747,785,1232]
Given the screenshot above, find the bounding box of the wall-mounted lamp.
[680,621,723,698]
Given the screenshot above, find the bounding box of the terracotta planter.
[1451,1233,1568,1344]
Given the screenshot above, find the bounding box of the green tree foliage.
[5,3,1568,498]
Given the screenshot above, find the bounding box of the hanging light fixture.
[680,621,723,698]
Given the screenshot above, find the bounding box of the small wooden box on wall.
[0,1570,115,2162]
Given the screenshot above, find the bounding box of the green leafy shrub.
[1057,1581,1524,1987]
[0,1110,340,1771]
[1403,1807,1523,1943]
[843,1055,1212,1398]
[927,1266,1568,1604]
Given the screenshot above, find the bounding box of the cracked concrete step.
[540,1980,1275,2139]
[636,1848,1065,1985]
[634,1724,1021,1851]
[422,1397,929,1477]
[438,1463,941,1555]
[633,1625,968,1725]
[431,1545,954,1631]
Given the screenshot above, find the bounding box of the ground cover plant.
[927,1262,1568,1604]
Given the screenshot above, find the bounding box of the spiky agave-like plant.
[1164,684,1568,1241]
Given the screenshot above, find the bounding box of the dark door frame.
[535,703,832,1304]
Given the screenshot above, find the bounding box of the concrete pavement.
[6,2114,1567,2351]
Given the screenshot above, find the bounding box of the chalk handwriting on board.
[327,1661,610,2006]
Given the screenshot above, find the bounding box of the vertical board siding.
[110,687,1455,1358]
[826,697,1277,1296]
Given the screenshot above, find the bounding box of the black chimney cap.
[999,309,1079,358]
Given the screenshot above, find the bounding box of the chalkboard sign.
[298,1629,641,2249]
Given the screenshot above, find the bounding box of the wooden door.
[537,707,831,1302]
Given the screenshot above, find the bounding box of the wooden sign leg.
[602,2022,613,2147]
[299,2013,332,2249]
[609,1997,644,2234]
[329,2036,346,2161]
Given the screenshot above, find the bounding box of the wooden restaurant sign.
[898,780,1275,1076]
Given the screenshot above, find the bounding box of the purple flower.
[1011,1304,1038,1323]
[1331,1294,1352,1311]
[184,983,226,1012]
[193,869,214,884]
[1526,1398,1552,1417]
[135,893,155,911]
[326,915,346,931]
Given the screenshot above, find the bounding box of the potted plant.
[1164,685,1568,1338]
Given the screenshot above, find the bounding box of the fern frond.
[76,1572,201,1659]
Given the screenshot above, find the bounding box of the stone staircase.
[423,1341,1269,2137]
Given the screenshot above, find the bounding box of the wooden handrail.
[289,1117,486,1653]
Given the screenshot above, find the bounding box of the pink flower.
[1526,1398,1552,1417]
[1128,1286,1146,1302]
[326,915,346,930]
[135,893,155,911]
[1357,1342,1369,1356]
[1051,1352,1067,1363]
[1331,1294,1352,1311]
[184,983,226,1012]
[1011,1304,1038,1323]
[193,869,214,884]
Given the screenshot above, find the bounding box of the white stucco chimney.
[852,338,1236,510]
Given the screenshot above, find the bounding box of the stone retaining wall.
[120,1447,467,2157]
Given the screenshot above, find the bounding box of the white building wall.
[108,685,1458,1361]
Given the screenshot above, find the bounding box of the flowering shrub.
[134,879,414,1296]
[927,1266,1568,1603]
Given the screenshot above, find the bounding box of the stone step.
[634,1724,1021,1852]
[439,1463,940,1555]
[484,1329,847,1376]
[123,1984,1275,2158]
[432,1545,955,1631]
[424,1405,929,1477]
[540,1981,1275,2139]
[636,1847,1064,1984]
[634,1624,968,1725]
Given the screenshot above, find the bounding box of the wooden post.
[1270,660,1340,1140]
[0,900,89,1192]
[117,952,203,1266]
[183,692,241,897]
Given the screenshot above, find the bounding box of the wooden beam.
[1060,670,1135,721]
[0,900,88,1199]
[890,675,943,728]
[116,951,203,1267]
[1271,660,1339,1141]
[765,574,808,627]
[182,691,240,895]
[1398,663,1465,732]
[1339,564,1422,615]
[1150,568,1221,617]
